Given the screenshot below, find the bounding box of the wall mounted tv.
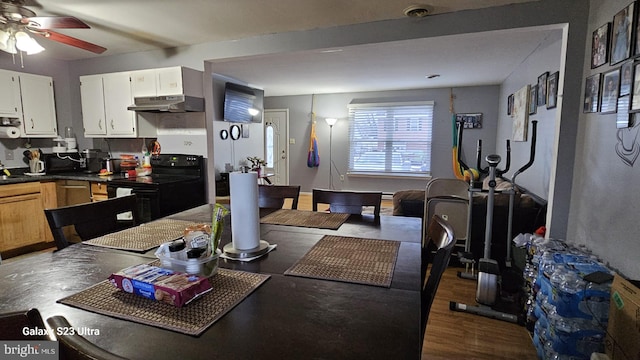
[223,82,263,123]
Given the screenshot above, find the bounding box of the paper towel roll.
[0,126,21,139]
[229,171,260,250]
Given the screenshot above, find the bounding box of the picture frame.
[537,72,548,106]
[512,84,530,142]
[631,63,640,111]
[547,71,559,109]
[620,60,634,96]
[602,68,621,114]
[507,94,514,116]
[617,95,632,128]
[592,23,611,68]
[610,2,635,65]
[456,113,483,129]
[584,73,601,113]
[529,85,538,115]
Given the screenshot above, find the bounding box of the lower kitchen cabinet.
[0,183,47,252]
[91,182,108,202]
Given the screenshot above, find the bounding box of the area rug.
[260,209,350,230]
[58,267,270,336]
[83,218,196,252]
[284,235,400,287]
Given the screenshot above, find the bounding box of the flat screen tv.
[223,82,263,123]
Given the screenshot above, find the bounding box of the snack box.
[108,264,212,307]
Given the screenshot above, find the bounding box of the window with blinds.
[347,101,433,176]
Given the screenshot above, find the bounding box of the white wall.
[497,30,564,200]
[567,0,640,279]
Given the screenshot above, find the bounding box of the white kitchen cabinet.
[131,66,203,98]
[80,72,136,137]
[0,70,22,119]
[19,73,58,137]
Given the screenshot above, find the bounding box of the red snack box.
[108,264,212,307]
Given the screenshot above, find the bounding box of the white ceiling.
[9,0,552,96]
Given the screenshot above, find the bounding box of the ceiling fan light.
[0,29,9,50]
[4,36,17,54]
[15,31,44,54]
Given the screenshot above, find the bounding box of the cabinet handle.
[30,118,34,129]
[111,119,114,129]
[98,119,103,130]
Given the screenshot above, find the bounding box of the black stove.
[107,154,206,222]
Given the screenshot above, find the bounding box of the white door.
[264,109,289,185]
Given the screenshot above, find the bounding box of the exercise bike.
[450,120,538,324]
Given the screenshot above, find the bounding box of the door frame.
[264,109,290,185]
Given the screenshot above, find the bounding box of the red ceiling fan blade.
[36,30,106,54]
[25,16,90,29]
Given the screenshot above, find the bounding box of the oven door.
[107,185,160,223]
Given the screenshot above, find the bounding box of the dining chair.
[47,315,128,360]
[312,189,383,216]
[44,194,139,250]
[0,308,49,340]
[420,214,456,350]
[258,184,301,209]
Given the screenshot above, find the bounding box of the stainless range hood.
[128,95,204,113]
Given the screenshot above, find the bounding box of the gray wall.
[264,86,499,193]
[566,0,640,279]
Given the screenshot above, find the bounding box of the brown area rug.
[260,209,349,230]
[284,235,400,287]
[84,218,196,252]
[58,267,270,336]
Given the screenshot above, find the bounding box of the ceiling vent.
[403,4,432,18]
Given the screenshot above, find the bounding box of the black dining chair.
[0,308,49,340]
[47,315,128,360]
[258,184,301,209]
[44,194,139,250]
[420,214,456,350]
[312,189,382,216]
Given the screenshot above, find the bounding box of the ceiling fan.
[0,0,106,56]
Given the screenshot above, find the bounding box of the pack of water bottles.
[518,235,614,360]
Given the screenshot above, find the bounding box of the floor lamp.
[325,118,338,189]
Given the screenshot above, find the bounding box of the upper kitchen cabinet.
[19,73,58,137]
[0,70,22,119]
[131,66,203,98]
[0,70,58,137]
[80,72,136,138]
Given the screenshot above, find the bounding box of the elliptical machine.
[450,120,538,324]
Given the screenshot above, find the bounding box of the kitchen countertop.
[0,170,121,185]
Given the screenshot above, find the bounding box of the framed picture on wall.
[529,85,538,115]
[512,84,530,142]
[456,113,483,129]
[630,63,640,111]
[617,95,631,128]
[584,73,601,113]
[547,71,559,109]
[620,60,634,95]
[610,2,634,65]
[602,68,620,113]
[537,72,548,106]
[507,94,514,116]
[592,23,610,68]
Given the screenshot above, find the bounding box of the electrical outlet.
[289,138,295,144]
[5,149,13,161]
[340,175,345,181]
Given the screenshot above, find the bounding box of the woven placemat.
[58,267,270,336]
[284,235,400,287]
[84,218,196,252]
[260,209,350,230]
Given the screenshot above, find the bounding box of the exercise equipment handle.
[512,120,537,184]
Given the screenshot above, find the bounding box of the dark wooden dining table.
[0,205,422,360]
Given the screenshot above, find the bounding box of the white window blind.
[348,101,433,176]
